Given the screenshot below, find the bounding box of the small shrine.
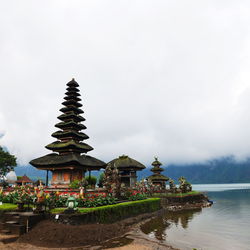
[108,155,145,187]
[30,79,106,187]
[16,175,34,186]
[147,157,168,188]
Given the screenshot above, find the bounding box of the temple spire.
[30,79,106,187]
[46,79,93,154]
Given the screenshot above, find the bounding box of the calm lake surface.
[141,183,250,250]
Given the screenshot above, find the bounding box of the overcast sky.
[1,1,250,166]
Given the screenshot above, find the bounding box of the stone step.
[3,212,19,216]
[5,220,19,225]
[4,221,19,232]
[11,215,20,221]
[2,212,20,222]
[9,223,26,236]
[1,229,11,235]
[0,236,19,244]
[0,222,5,230]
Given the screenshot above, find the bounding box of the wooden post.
[46,170,49,186]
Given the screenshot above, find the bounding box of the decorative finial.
[72,78,75,81]
[154,156,158,161]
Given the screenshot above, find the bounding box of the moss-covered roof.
[151,158,162,167]
[30,153,106,170]
[57,113,85,122]
[46,140,93,153]
[108,155,145,170]
[150,167,164,172]
[55,121,86,130]
[148,174,169,181]
[60,105,83,114]
[52,130,89,140]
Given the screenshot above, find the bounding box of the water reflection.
[141,208,202,241]
[141,186,250,250]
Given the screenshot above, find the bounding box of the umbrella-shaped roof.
[108,155,145,170]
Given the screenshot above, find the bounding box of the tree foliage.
[85,175,97,186]
[0,146,17,175]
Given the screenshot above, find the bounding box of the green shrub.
[128,193,147,201]
[69,180,80,189]
[98,173,104,187]
[85,176,97,186]
[51,198,161,223]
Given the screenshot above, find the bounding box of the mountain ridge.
[14,156,250,184]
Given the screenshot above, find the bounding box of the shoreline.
[0,209,175,250]
[0,202,209,250]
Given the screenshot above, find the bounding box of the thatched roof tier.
[64,96,81,102]
[108,155,146,170]
[150,167,164,173]
[62,99,82,107]
[30,153,106,170]
[66,78,79,87]
[52,131,89,140]
[57,113,85,122]
[152,159,162,167]
[66,86,80,92]
[60,105,83,114]
[65,91,81,97]
[46,140,93,153]
[55,121,86,130]
[148,174,169,181]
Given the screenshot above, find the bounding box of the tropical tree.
[0,146,17,176]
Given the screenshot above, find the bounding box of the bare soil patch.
[17,211,163,248]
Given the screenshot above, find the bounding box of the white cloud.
[1,1,250,166]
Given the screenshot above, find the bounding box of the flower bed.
[0,186,120,210]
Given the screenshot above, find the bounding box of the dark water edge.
[140,185,250,250]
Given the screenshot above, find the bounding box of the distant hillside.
[138,157,250,184]
[15,166,51,181]
[14,166,102,181]
[15,157,250,184]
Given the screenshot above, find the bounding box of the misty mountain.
[14,156,250,184]
[138,156,250,184]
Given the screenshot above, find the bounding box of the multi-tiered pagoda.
[30,79,106,187]
[147,157,168,188]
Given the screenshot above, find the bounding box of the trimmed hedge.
[51,198,161,224]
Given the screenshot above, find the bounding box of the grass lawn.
[0,203,17,211]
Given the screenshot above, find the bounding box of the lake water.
[141,183,250,250]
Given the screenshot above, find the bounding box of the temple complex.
[147,157,168,188]
[108,155,145,187]
[30,79,106,187]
